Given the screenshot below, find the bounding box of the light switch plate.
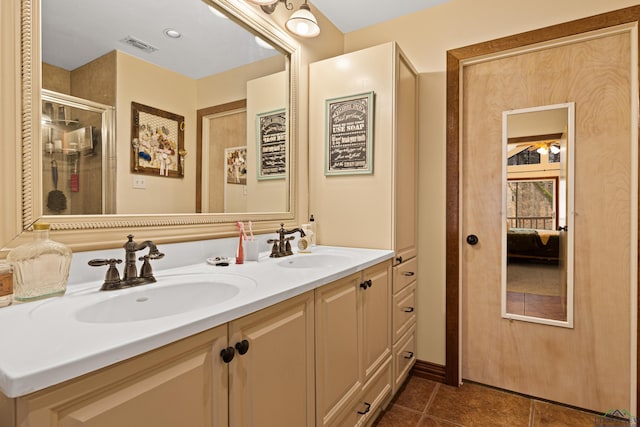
[133,176,146,189]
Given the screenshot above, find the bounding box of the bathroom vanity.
[0,244,397,427]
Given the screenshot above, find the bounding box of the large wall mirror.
[501,103,575,328]
[17,0,299,249]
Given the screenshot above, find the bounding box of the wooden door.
[228,291,315,427]
[461,29,633,412]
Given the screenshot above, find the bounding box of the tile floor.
[373,376,629,426]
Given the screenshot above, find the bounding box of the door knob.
[466,234,479,245]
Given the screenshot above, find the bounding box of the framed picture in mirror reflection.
[131,102,185,178]
[256,109,287,180]
[225,147,248,185]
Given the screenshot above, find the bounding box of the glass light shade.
[246,0,279,5]
[286,6,320,38]
[536,146,548,155]
[550,145,561,154]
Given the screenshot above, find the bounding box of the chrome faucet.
[267,223,305,257]
[89,235,165,290]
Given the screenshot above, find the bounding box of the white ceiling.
[42,0,281,79]
[311,0,449,33]
[42,0,447,80]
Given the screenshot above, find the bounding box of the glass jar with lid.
[7,222,72,302]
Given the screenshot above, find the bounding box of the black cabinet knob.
[466,234,479,245]
[360,280,373,290]
[404,351,415,360]
[395,256,403,263]
[220,347,235,363]
[235,339,250,355]
[357,402,371,415]
[404,307,415,313]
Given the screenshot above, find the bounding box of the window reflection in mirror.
[41,0,289,216]
[502,103,575,328]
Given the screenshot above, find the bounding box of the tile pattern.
[374,376,624,427]
[506,291,567,321]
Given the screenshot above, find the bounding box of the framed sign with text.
[325,91,374,176]
[256,109,287,180]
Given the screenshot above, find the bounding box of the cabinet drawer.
[333,359,392,427]
[393,257,417,293]
[356,358,392,427]
[393,325,416,392]
[393,282,416,343]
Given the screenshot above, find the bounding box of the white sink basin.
[277,254,352,269]
[74,274,256,323]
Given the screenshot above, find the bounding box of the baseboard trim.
[411,359,446,383]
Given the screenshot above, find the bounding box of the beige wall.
[246,71,288,212]
[116,51,198,214]
[342,0,640,365]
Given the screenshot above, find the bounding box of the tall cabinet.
[309,42,419,398]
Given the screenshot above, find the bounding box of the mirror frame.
[17,0,300,250]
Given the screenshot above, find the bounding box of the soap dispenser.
[309,214,316,246]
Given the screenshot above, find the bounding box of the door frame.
[445,5,640,414]
[196,99,247,212]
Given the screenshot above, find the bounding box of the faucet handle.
[267,239,280,258]
[88,258,122,289]
[138,255,157,280]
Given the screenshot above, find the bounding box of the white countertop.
[0,245,393,398]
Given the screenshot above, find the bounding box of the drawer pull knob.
[402,271,415,277]
[404,351,414,360]
[220,347,235,363]
[359,279,373,290]
[396,256,403,263]
[404,307,415,313]
[235,339,250,355]
[357,402,371,415]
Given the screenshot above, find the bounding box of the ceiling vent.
[120,36,158,53]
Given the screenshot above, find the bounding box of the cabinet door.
[228,291,315,427]
[315,272,362,427]
[17,326,228,427]
[361,261,392,383]
[394,52,418,264]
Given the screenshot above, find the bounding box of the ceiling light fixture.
[246,0,320,38]
[285,1,320,38]
[163,28,182,39]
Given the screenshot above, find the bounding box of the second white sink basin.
[277,254,352,269]
[74,274,256,323]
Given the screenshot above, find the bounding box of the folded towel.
[536,229,557,245]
